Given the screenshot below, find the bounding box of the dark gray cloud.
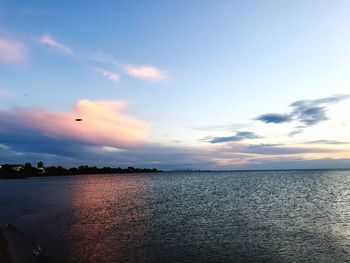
[293,106,327,125]
[0,127,91,157]
[289,94,349,128]
[255,113,292,124]
[255,95,350,135]
[207,131,262,144]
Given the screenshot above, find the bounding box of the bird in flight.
[75,118,83,122]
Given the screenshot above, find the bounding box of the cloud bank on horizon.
[1,93,348,169]
[1,1,350,169]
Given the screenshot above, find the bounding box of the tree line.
[0,162,161,179]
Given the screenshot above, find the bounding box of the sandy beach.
[0,229,12,263]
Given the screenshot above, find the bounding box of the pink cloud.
[1,100,148,148]
[39,34,74,55]
[124,64,168,81]
[0,37,27,65]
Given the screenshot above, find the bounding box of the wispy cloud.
[191,123,255,132]
[124,64,169,81]
[288,129,303,137]
[205,131,262,144]
[95,67,120,83]
[90,53,170,81]
[0,36,27,65]
[38,35,170,83]
[39,34,74,55]
[303,140,350,145]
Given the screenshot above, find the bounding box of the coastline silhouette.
[0,162,161,179]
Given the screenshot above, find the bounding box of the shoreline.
[0,229,12,263]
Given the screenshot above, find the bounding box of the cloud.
[290,94,350,126]
[99,144,216,169]
[255,95,350,135]
[243,144,336,155]
[294,95,350,107]
[88,53,170,82]
[95,67,120,83]
[206,131,262,143]
[0,99,148,148]
[0,36,27,64]
[0,133,217,169]
[0,124,348,170]
[303,140,350,145]
[237,157,350,170]
[255,113,292,124]
[38,35,170,83]
[39,34,74,55]
[206,142,348,169]
[288,129,303,137]
[124,64,168,81]
[0,129,88,157]
[293,106,327,125]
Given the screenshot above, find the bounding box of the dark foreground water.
[1,170,350,262]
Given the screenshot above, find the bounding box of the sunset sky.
[1,0,350,169]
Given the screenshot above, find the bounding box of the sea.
[1,169,350,262]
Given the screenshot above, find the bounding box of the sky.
[1,0,350,170]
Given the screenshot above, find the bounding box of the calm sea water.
[1,170,350,262]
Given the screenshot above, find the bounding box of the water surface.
[1,170,350,262]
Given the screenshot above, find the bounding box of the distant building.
[37,167,45,174]
[1,164,24,171]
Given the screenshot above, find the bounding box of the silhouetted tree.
[37,161,44,168]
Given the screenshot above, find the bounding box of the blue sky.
[1,0,350,169]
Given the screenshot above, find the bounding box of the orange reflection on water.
[64,174,152,263]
